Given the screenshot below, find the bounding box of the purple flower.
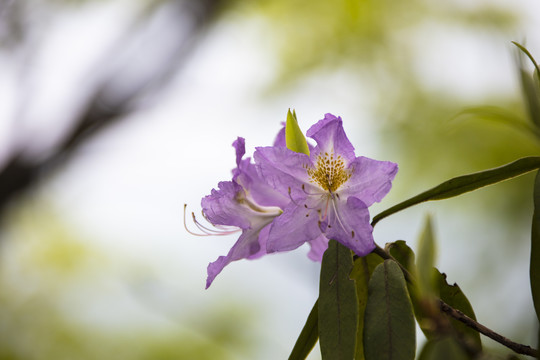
[254,113,398,258]
[201,137,288,288]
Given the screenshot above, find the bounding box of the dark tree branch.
[370,245,539,358]
[0,0,225,223]
[439,300,538,358]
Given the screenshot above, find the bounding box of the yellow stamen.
[306,152,352,192]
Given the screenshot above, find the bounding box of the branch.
[439,300,538,358]
[371,245,539,358]
[0,0,225,225]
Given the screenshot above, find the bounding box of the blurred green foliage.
[0,203,254,360]
[1,0,539,358]
[241,0,538,220]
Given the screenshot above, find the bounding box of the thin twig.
[439,300,538,358]
[369,244,539,358]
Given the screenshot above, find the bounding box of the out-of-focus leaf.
[435,270,482,351]
[286,109,310,156]
[418,337,469,360]
[319,240,358,360]
[350,253,383,360]
[537,327,540,360]
[364,260,416,360]
[372,156,540,226]
[531,170,540,322]
[288,300,319,360]
[513,42,540,80]
[416,216,436,298]
[512,42,540,127]
[454,106,540,139]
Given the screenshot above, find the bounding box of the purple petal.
[266,200,324,253]
[307,114,356,164]
[201,181,251,228]
[341,157,398,207]
[232,137,246,168]
[273,123,286,147]
[206,223,271,289]
[234,158,290,209]
[254,146,317,199]
[323,196,375,256]
[307,234,329,262]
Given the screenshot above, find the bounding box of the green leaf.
[453,106,540,142]
[385,241,434,337]
[286,109,310,156]
[513,41,540,82]
[512,42,540,128]
[418,337,469,360]
[364,260,416,360]
[372,156,540,226]
[531,170,540,322]
[350,253,384,360]
[416,216,437,299]
[435,270,482,351]
[386,240,416,275]
[289,300,319,360]
[319,240,358,360]
[537,327,540,360]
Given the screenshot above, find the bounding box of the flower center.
[306,152,352,193]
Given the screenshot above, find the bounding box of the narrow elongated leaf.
[531,170,540,322]
[286,109,310,155]
[289,300,319,360]
[537,328,540,360]
[385,241,438,339]
[372,156,540,226]
[416,216,436,298]
[319,240,358,360]
[513,42,540,128]
[386,240,416,275]
[385,241,480,351]
[435,270,482,351]
[454,106,540,139]
[513,41,540,82]
[350,253,384,360]
[418,337,469,360]
[364,260,416,360]
[385,241,433,336]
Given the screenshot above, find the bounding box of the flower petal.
[273,123,286,147]
[206,223,270,289]
[341,157,398,207]
[324,196,375,256]
[307,114,356,164]
[307,234,329,262]
[235,159,290,209]
[232,137,245,167]
[254,146,317,199]
[201,181,251,228]
[266,200,324,253]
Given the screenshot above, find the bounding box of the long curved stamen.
[183,204,240,237]
[288,187,320,211]
[301,184,322,196]
[320,196,330,221]
[330,197,349,235]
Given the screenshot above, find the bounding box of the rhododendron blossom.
[254,113,398,257]
[193,113,397,288]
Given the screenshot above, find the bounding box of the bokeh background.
[0,0,539,359]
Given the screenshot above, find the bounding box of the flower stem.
[371,245,539,358]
